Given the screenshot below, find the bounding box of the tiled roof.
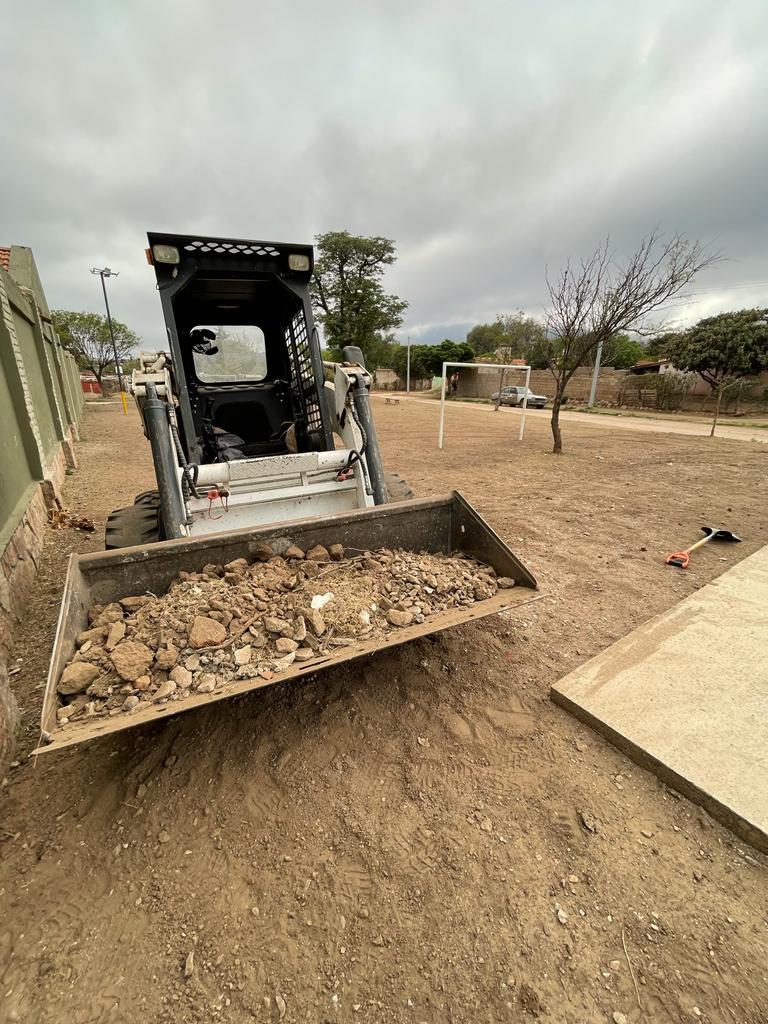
[0,247,10,272]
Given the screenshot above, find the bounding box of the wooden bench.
[385,397,401,406]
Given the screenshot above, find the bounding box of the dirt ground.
[1,400,767,1024]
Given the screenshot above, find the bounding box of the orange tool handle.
[665,550,690,568]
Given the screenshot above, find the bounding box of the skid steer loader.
[36,232,537,753]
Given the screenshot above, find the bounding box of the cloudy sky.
[2,1,766,347]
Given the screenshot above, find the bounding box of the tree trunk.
[494,368,505,411]
[551,394,563,453]
[710,387,723,437]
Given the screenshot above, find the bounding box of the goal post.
[438,362,532,449]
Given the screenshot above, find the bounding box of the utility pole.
[588,337,604,408]
[91,266,128,415]
[406,335,411,393]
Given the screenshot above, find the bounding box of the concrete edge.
[550,685,768,854]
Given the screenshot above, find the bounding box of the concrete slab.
[551,545,768,852]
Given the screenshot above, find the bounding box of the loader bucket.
[36,492,537,755]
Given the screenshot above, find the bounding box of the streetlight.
[91,266,128,415]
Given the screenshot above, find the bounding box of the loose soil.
[1,400,767,1024]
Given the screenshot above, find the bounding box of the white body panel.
[133,353,379,539]
[184,449,373,537]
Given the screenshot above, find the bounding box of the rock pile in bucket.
[55,542,516,727]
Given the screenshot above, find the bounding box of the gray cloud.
[2,0,766,349]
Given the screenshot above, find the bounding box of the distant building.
[373,367,399,390]
[630,358,675,375]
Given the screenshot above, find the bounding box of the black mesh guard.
[285,308,323,443]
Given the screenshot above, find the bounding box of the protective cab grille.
[182,239,281,257]
[285,309,323,436]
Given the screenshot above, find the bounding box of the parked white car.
[490,385,548,409]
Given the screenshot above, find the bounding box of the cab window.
[192,325,267,382]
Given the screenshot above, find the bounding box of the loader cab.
[147,232,334,466]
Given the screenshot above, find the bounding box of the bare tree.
[544,234,719,453]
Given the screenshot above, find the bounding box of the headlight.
[152,245,180,264]
[288,253,311,272]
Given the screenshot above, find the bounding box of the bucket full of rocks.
[36,492,537,754]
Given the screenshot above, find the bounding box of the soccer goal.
[438,362,532,449]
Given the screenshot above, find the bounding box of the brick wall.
[455,365,627,404]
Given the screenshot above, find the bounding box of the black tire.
[133,489,160,507]
[105,497,162,550]
[385,472,414,503]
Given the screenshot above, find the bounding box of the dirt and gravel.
[55,544,510,729]
[1,399,767,1024]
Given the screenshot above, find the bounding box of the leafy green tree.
[51,309,139,384]
[467,313,547,363]
[467,320,507,355]
[392,340,474,382]
[432,340,474,378]
[668,308,768,435]
[364,333,401,372]
[645,330,681,361]
[608,334,647,368]
[526,333,555,369]
[311,232,408,366]
[581,332,647,368]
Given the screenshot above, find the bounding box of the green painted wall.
[0,248,83,553]
[11,296,58,461]
[0,351,35,536]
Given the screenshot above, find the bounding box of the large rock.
[195,673,217,693]
[58,661,101,695]
[264,616,291,634]
[76,626,107,648]
[120,596,151,612]
[170,664,193,689]
[386,609,414,627]
[154,644,179,670]
[110,641,154,682]
[188,616,227,649]
[292,616,307,642]
[251,544,274,563]
[306,544,331,562]
[104,620,126,651]
[153,679,177,702]
[92,602,124,627]
[300,608,326,636]
[234,645,252,666]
